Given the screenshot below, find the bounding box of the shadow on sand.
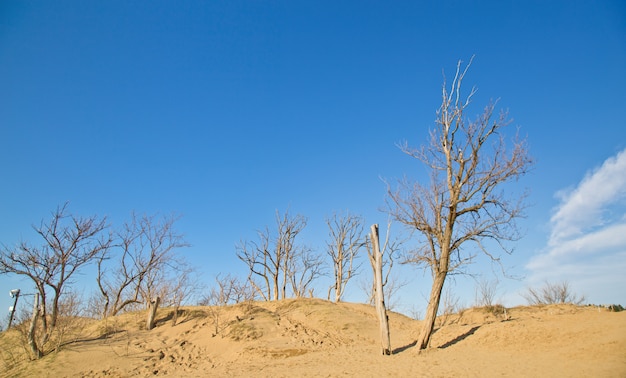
[438,325,480,349]
[391,325,481,354]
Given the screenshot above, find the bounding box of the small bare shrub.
[474,278,499,307]
[48,291,87,352]
[200,274,256,336]
[522,281,585,305]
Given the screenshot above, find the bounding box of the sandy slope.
[1,298,625,377]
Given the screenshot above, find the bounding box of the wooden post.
[369,224,391,355]
[146,296,161,330]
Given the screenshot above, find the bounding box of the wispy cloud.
[526,148,626,304]
[549,148,626,245]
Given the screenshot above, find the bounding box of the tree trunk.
[28,293,43,359]
[369,224,391,355]
[273,273,279,300]
[37,284,50,345]
[50,288,60,328]
[334,248,343,302]
[416,271,447,349]
[146,296,161,330]
[172,305,180,326]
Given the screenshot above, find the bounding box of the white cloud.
[549,148,626,245]
[526,147,626,304]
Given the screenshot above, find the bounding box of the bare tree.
[0,203,111,354]
[386,58,532,350]
[236,210,308,301]
[96,212,189,319]
[326,212,365,302]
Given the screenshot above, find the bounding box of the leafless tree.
[236,210,308,301]
[326,212,365,302]
[0,203,111,355]
[386,57,532,350]
[96,212,189,319]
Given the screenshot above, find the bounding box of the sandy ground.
[1,298,625,377]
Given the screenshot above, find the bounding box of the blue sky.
[1,1,625,318]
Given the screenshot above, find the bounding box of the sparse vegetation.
[522,281,586,305]
[607,304,624,312]
[474,278,499,308]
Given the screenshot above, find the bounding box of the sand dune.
[1,298,625,377]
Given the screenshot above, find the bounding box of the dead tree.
[387,57,532,350]
[0,203,111,351]
[96,212,189,318]
[326,212,365,302]
[368,224,391,355]
[236,210,308,300]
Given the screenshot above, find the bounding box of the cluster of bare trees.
[236,210,324,301]
[1,58,532,358]
[236,209,396,305]
[237,57,530,354]
[0,204,191,358]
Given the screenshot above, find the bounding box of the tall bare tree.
[387,58,532,350]
[96,212,189,318]
[326,212,365,302]
[237,210,308,301]
[0,203,111,353]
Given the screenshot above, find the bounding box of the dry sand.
[1,298,625,377]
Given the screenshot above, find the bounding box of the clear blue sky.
[1,1,625,319]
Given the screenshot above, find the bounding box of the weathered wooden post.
[368,224,391,355]
[146,296,161,330]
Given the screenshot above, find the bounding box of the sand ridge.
[1,298,625,377]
